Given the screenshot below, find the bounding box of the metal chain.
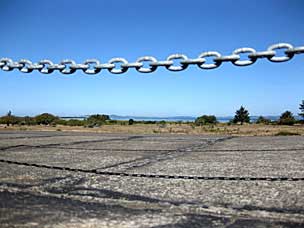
[1,42,303,75]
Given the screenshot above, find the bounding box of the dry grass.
[1,123,304,136]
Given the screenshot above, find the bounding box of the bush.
[128,119,134,125]
[275,131,300,136]
[66,119,84,126]
[278,111,296,125]
[55,119,67,125]
[35,113,59,125]
[20,116,36,125]
[158,120,166,128]
[233,106,250,125]
[0,111,20,126]
[195,115,217,126]
[143,121,156,124]
[85,114,110,127]
[108,120,118,125]
[256,116,271,125]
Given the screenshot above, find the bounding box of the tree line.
[0,113,167,127]
[195,100,304,126]
[1,100,304,127]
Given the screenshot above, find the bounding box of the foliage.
[128,119,134,125]
[35,113,59,125]
[0,111,20,126]
[108,120,118,125]
[275,131,299,136]
[19,116,36,125]
[85,114,110,127]
[256,116,271,125]
[66,119,84,126]
[233,106,250,125]
[158,120,167,128]
[143,121,157,124]
[55,119,67,125]
[278,111,296,125]
[299,100,304,119]
[195,115,217,126]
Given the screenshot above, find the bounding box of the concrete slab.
[0,131,303,227]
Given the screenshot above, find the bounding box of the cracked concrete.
[0,131,304,227]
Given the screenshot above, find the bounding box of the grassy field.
[1,123,304,136]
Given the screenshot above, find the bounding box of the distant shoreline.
[60,115,301,123]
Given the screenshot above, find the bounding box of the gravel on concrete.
[0,131,304,227]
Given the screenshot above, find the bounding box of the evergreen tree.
[278,111,296,125]
[299,100,304,119]
[233,106,250,125]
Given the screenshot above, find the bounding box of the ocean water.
[60,115,298,123]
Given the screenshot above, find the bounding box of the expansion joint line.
[1,159,303,182]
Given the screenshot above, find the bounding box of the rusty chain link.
[0,42,303,75]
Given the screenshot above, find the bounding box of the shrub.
[120,121,127,125]
[0,111,20,126]
[20,116,36,125]
[278,111,296,125]
[55,119,67,125]
[233,106,250,125]
[143,121,156,124]
[128,119,134,125]
[108,120,118,125]
[256,116,271,125]
[158,120,167,128]
[66,119,84,126]
[195,115,217,126]
[35,113,59,125]
[275,131,300,136]
[85,114,110,127]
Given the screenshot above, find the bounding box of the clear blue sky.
[0,0,303,117]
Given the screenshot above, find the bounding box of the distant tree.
[278,111,296,125]
[128,119,134,125]
[256,116,271,125]
[233,106,250,125]
[299,100,304,120]
[35,113,58,125]
[195,115,217,126]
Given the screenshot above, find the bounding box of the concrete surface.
[0,131,304,227]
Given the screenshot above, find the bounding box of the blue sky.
[0,0,303,117]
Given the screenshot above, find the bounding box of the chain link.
[232,48,257,66]
[136,56,158,73]
[198,51,222,69]
[267,43,294,62]
[166,54,188,71]
[1,42,303,75]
